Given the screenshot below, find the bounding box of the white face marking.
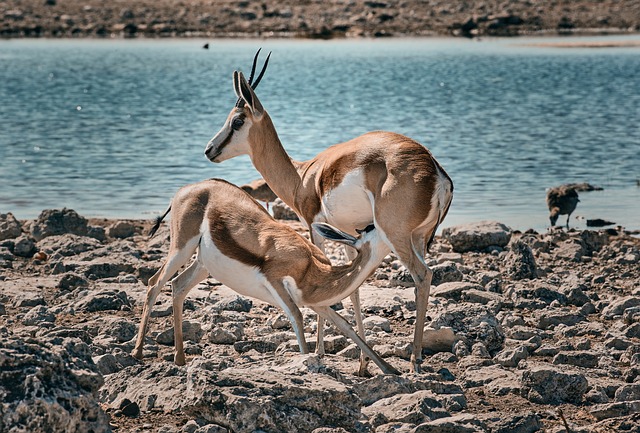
[320,168,373,233]
[198,220,277,305]
[215,119,252,162]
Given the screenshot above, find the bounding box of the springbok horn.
[251,52,271,90]
[247,48,262,86]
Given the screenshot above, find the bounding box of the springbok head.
[205,50,271,163]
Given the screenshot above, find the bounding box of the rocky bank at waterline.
[2,0,640,39]
[1,208,639,432]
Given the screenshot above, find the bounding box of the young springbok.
[204,52,454,374]
[131,178,400,375]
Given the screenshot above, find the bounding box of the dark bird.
[546,185,580,228]
[203,43,209,49]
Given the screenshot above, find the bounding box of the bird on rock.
[546,185,580,228]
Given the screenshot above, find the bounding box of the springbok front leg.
[344,246,371,376]
[312,305,400,375]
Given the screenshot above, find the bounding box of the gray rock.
[432,282,482,301]
[442,221,511,253]
[0,334,108,432]
[461,365,519,390]
[215,295,252,312]
[430,304,504,354]
[100,318,137,343]
[0,212,22,240]
[521,365,588,404]
[363,315,391,332]
[505,240,537,280]
[37,234,102,257]
[106,220,137,239]
[483,412,543,433]
[22,305,56,326]
[208,327,239,345]
[75,289,131,312]
[601,296,640,319]
[412,414,487,433]
[14,292,46,308]
[389,267,415,287]
[552,351,599,368]
[233,340,277,354]
[590,400,640,421]
[431,261,464,286]
[615,384,640,402]
[156,321,203,345]
[623,306,640,325]
[493,346,528,368]
[353,374,464,407]
[272,198,299,220]
[422,327,457,353]
[362,390,450,428]
[534,309,585,330]
[93,353,122,375]
[13,235,36,257]
[57,272,90,291]
[31,208,89,241]
[554,239,586,261]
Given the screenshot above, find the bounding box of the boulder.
[362,390,450,428]
[505,240,537,280]
[31,208,89,241]
[442,221,511,253]
[13,235,37,257]
[37,233,102,256]
[430,304,504,354]
[521,365,588,404]
[0,212,22,240]
[106,220,137,239]
[0,333,109,432]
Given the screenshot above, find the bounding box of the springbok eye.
[231,117,244,131]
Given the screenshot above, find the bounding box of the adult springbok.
[132,178,399,375]
[204,52,453,374]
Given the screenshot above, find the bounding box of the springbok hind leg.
[171,260,210,366]
[408,265,432,374]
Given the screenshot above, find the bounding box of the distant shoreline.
[1,0,639,40]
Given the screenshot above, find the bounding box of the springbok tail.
[149,204,172,237]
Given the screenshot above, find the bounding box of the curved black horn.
[247,48,262,86]
[251,51,271,90]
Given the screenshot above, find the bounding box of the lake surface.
[1,36,639,232]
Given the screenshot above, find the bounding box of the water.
[1,37,639,232]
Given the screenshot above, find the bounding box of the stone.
[233,340,278,354]
[362,390,450,428]
[363,315,392,332]
[590,401,640,421]
[13,235,36,257]
[614,384,640,402]
[493,346,528,367]
[208,327,239,345]
[432,282,482,301]
[100,318,137,343]
[430,304,504,354]
[0,212,22,240]
[431,262,463,286]
[552,351,599,368]
[14,292,46,308]
[215,295,252,312]
[93,353,122,375]
[534,309,585,330]
[623,306,640,325]
[461,365,519,389]
[75,289,131,312]
[0,335,109,432]
[554,239,586,262]
[442,221,511,253]
[156,321,203,345]
[601,296,640,319]
[521,365,588,404]
[422,327,457,353]
[412,414,487,433]
[37,233,102,257]
[22,305,56,326]
[272,198,299,220]
[31,208,89,241]
[106,220,137,239]
[505,240,537,280]
[57,272,90,291]
[484,412,543,433]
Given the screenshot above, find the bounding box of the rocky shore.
[1,205,639,433]
[1,0,640,39]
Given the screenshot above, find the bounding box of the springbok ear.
[312,223,358,247]
[237,71,264,118]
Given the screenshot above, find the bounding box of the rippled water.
[1,37,639,232]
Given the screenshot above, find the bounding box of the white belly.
[198,228,277,306]
[319,169,373,233]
